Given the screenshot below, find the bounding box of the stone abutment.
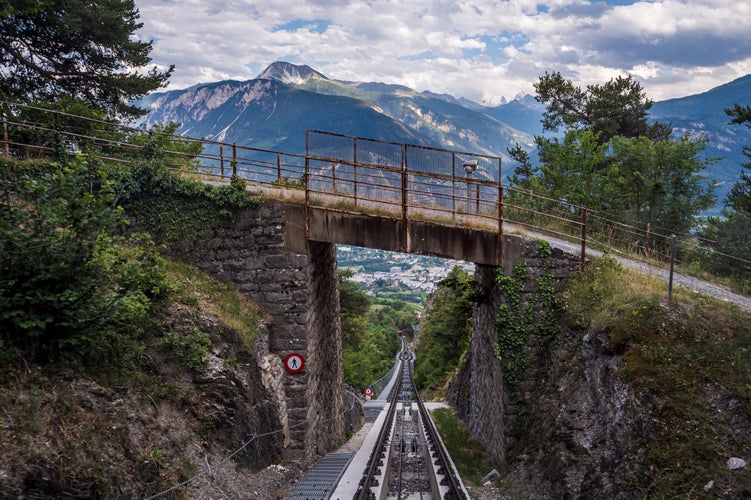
[451,240,582,464]
[181,200,344,462]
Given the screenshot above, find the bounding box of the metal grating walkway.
[364,407,382,422]
[284,452,354,500]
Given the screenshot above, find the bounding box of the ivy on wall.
[494,240,560,395]
[121,150,262,253]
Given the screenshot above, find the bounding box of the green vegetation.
[563,257,751,497]
[0,157,169,366]
[166,260,264,350]
[0,126,258,370]
[493,245,559,396]
[507,72,717,266]
[431,407,496,484]
[339,269,415,390]
[413,266,474,392]
[370,282,426,305]
[534,71,671,143]
[700,104,751,293]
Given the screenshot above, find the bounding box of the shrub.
[0,157,169,365]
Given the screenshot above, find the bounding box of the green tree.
[534,72,671,144]
[724,104,751,213]
[536,128,612,207]
[645,136,715,234]
[610,135,715,230]
[414,266,475,390]
[506,142,539,189]
[700,104,751,288]
[530,72,714,253]
[0,0,173,118]
[339,269,372,350]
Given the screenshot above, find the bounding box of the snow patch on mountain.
[257,61,328,85]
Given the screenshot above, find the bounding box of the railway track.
[355,344,468,500]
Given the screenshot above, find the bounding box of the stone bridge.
[187,197,582,462]
[171,131,589,461]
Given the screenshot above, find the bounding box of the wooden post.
[580,208,588,271]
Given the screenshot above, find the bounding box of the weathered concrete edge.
[283,203,531,270]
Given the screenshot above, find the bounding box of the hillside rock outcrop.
[0,303,288,498]
[449,246,656,498]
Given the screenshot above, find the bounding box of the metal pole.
[2,114,8,158]
[466,172,471,213]
[498,183,504,268]
[276,152,281,184]
[353,138,358,207]
[219,144,224,178]
[451,152,456,222]
[305,132,310,239]
[232,144,237,176]
[401,144,408,252]
[668,235,676,304]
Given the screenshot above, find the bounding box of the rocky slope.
[0,294,295,498]
[448,259,751,498]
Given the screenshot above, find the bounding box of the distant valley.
[337,245,474,303]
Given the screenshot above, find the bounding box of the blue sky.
[135,0,751,104]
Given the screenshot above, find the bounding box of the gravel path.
[518,227,751,311]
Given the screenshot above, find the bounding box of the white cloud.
[135,0,751,103]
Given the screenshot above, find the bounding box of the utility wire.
[144,396,356,499]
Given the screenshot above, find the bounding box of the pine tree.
[700,104,751,288]
[0,0,172,118]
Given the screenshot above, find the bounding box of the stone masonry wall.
[305,240,345,459]
[452,239,582,464]
[178,200,343,462]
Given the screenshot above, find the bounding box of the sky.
[134,0,751,105]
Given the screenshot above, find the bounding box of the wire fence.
[143,395,357,499]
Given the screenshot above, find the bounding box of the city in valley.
[337,245,474,300]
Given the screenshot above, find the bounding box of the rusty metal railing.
[2,101,593,268]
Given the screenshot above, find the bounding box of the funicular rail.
[355,343,467,500]
[408,358,466,499]
[354,354,403,500]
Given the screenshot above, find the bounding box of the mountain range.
[136,61,751,212]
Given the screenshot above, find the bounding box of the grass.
[0,257,272,497]
[165,260,266,350]
[431,407,498,485]
[563,256,751,498]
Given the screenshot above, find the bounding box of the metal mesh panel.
[406,146,453,176]
[356,137,402,168]
[306,130,503,219]
[453,153,500,183]
[307,130,354,163]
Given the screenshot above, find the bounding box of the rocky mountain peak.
[257,61,329,85]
